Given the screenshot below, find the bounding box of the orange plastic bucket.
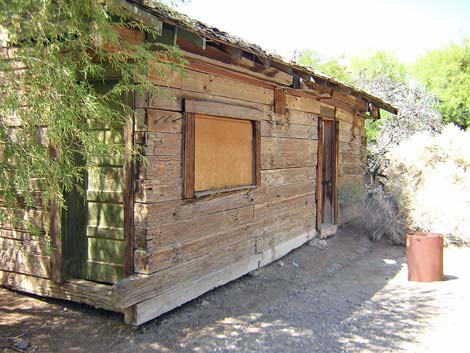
[406,232,444,282]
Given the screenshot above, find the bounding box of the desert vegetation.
[298,40,470,244]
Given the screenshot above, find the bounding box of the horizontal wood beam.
[111,0,163,34]
[184,99,265,121]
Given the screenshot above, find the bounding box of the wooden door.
[62,154,87,279]
[62,82,126,284]
[317,118,337,227]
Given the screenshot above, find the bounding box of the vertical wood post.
[49,198,63,283]
[333,114,339,224]
[274,88,286,115]
[254,120,261,186]
[316,118,324,230]
[183,113,195,198]
[123,95,136,277]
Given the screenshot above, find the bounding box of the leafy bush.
[368,125,470,244]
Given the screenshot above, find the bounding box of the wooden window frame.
[183,100,261,199]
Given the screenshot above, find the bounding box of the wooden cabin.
[0,0,397,325]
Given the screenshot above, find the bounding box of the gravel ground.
[1,222,469,353]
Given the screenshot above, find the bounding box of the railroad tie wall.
[119,66,320,324]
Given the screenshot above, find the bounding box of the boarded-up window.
[195,114,253,191]
[184,111,261,198]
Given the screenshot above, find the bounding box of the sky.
[178,0,470,63]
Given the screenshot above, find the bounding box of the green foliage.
[297,49,353,84]
[350,50,407,83]
[413,38,470,129]
[0,1,184,227]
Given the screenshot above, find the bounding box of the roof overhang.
[121,0,397,117]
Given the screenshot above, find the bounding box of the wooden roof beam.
[111,0,163,35]
[221,45,243,62]
[256,55,271,69]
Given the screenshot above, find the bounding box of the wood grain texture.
[274,88,286,115]
[185,99,265,121]
[194,115,254,192]
[0,50,372,324]
[124,111,135,277]
[334,119,339,224]
[183,113,195,198]
[125,254,262,325]
[254,120,261,186]
[0,270,115,312]
[316,119,324,230]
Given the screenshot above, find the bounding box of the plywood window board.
[184,106,261,198]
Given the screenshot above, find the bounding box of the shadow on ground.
[0,223,453,353]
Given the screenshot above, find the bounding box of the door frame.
[49,85,135,284]
[316,116,339,231]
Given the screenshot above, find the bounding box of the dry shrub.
[363,185,407,244]
[378,125,470,245]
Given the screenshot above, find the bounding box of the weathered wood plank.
[182,70,274,105]
[140,221,263,274]
[286,94,321,114]
[286,109,318,126]
[145,109,183,133]
[261,137,318,154]
[82,261,124,285]
[332,90,368,112]
[274,88,286,115]
[334,120,340,224]
[0,228,48,245]
[139,87,272,115]
[135,178,182,203]
[188,58,276,90]
[183,113,195,199]
[136,155,181,180]
[88,166,124,192]
[261,167,315,186]
[0,237,49,255]
[148,62,183,88]
[336,107,355,123]
[0,247,50,278]
[184,99,265,121]
[261,151,316,169]
[139,132,182,156]
[258,229,316,267]
[147,205,254,247]
[87,238,124,264]
[254,120,261,187]
[113,237,258,309]
[317,119,324,230]
[183,51,292,86]
[0,270,115,311]
[252,180,316,204]
[0,208,47,232]
[125,254,262,325]
[135,192,255,228]
[263,193,316,221]
[87,226,124,240]
[320,104,335,118]
[261,120,317,140]
[87,202,124,228]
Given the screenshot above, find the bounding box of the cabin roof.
[124,0,397,115]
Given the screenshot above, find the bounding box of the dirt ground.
[1,223,469,353]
